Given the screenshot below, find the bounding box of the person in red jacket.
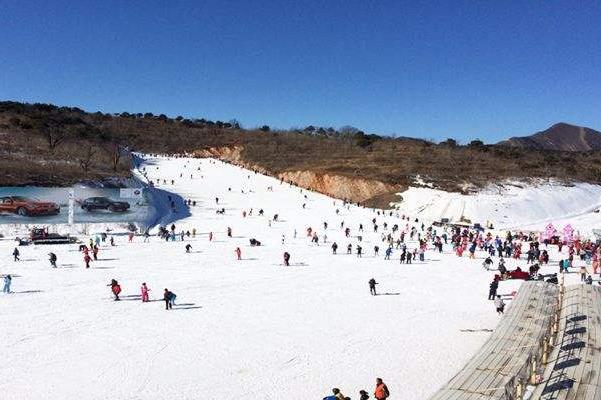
[84,253,92,269]
[374,378,389,400]
[108,279,121,301]
[235,247,241,260]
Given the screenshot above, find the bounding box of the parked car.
[81,197,130,212]
[0,196,60,216]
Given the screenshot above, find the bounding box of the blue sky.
[1,1,600,143]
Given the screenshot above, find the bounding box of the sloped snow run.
[0,155,591,400]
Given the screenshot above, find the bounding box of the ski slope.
[0,155,588,400]
[394,182,601,235]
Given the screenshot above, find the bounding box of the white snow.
[0,155,591,400]
[394,182,601,236]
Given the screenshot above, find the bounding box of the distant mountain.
[499,123,601,151]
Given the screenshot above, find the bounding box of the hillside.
[3,101,601,206]
[500,122,601,151]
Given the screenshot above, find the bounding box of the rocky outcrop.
[276,170,397,203]
[193,146,399,205]
[193,146,246,164]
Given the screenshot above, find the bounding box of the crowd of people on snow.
[5,155,601,397]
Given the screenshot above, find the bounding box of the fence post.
[543,336,549,364]
[530,358,538,385]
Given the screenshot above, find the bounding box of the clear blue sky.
[1,1,600,143]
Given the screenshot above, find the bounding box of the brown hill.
[3,101,601,207]
[500,123,601,151]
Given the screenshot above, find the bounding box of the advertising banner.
[0,187,150,225]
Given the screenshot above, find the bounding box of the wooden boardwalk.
[531,285,601,400]
[429,281,559,400]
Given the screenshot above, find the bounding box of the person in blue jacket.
[3,274,12,294]
[323,388,346,400]
[384,247,392,260]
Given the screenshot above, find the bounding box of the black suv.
[81,197,130,212]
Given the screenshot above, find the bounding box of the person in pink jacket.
[141,282,150,302]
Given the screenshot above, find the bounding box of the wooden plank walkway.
[429,281,559,400]
[531,285,601,400]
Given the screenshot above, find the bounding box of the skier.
[49,252,57,268]
[92,245,99,261]
[141,283,150,302]
[108,279,121,301]
[374,245,379,256]
[494,295,505,314]
[283,252,291,266]
[357,245,363,258]
[163,288,176,310]
[384,247,392,260]
[13,247,20,262]
[488,280,498,300]
[374,378,390,400]
[498,258,507,276]
[359,390,370,400]
[235,247,242,260]
[209,231,213,241]
[227,227,232,238]
[2,274,11,294]
[483,257,493,271]
[347,244,352,254]
[369,278,378,296]
[331,242,338,254]
[84,252,92,269]
[185,244,192,253]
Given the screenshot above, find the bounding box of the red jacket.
[375,383,389,399]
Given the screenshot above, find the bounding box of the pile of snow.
[394,182,601,236]
[0,155,590,400]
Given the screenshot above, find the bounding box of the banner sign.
[0,186,150,225]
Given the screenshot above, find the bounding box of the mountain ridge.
[499,122,601,151]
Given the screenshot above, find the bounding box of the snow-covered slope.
[0,155,588,400]
[394,182,601,235]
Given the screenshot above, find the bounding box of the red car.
[0,196,60,216]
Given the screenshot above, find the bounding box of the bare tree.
[45,125,66,152]
[103,142,122,172]
[79,145,96,173]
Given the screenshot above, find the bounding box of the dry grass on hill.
[2,101,601,196]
